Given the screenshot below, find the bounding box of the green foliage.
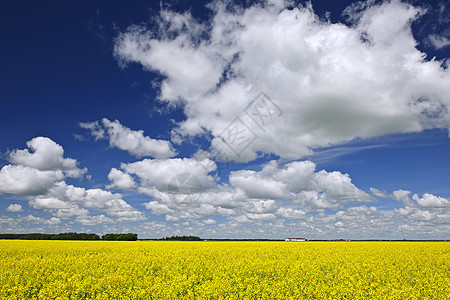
[101,233,138,241]
[162,235,202,241]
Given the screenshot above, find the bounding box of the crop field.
[0,240,448,299]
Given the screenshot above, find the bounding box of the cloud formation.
[9,137,86,178]
[0,1,448,239]
[110,157,373,223]
[97,149,448,239]
[0,165,64,196]
[106,168,137,190]
[0,137,85,196]
[31,182,145,222]
[80,118,176,159]
[0,136,143,225]
[5,204,23,212]
[115,0,450,162]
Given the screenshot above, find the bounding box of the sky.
[0,0,449,240]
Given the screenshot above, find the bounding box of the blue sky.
[0,0,449,239]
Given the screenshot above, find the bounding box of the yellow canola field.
[0,240,448,299]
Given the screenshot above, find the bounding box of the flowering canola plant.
[0,240,448,299]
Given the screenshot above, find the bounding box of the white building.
[285,238,308,241]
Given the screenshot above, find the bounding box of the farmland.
[0,240,448,299]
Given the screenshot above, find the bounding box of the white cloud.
[392,189,413,206]
[392,191,449,227]
[427,2,450,50]
[203,218,217,225]
[412,193,449,208]
[0,165,64,195]
[276,207,306,219]
[23,214,61,225]
[246,200,278,214]
[193,204,217,216]
[370,187,387,198]
[295,190,339,210]
[114,12,220,103]
[429,35,450,49]
[311,170,372,202]
[166,215,180,222]
[54,207,90,219]
[81,118,176,158]
[48,217,62,225]
[106,168,136,190]
[5,204,23,212]
[79,121,106,140]
[31,182,145,222]
[31,196,75,210]
[230,160,372,206]
[230,170,288,199]
[117,157,374,225]
[122,157,217,193]
[114,0,450,162]
[9,137,86,178]
[0,137,88,196]
[144,201,175,215]
[247,213,277,221]
[217,207,236,216]
[76,215,114,226]
[187,187,247,211]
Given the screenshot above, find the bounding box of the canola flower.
[0,240,448,299]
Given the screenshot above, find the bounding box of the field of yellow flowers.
[0,240,448,299]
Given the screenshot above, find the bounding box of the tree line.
[0,233,138,241]
[102,233,138,241]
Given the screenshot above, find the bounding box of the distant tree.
[162,235,202,241]
[101,233,138,241]
[101,233,117,241]
[52,233,100,240]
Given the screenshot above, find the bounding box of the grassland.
[0,240,448,299]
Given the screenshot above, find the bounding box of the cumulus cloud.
[0,136,142,223]
[106,168,136,190]
[230,170,289,199]
[76,215,114,226]
[230,160,372,208]
[31,196,76,210]
[392,189,414,206]
[246,200,278,214]
[5,204,23,212]
[119,156,373,223]
[392,190,449,227]
[31,182,145,222]
[114,0,450,162]
[23,214,61,225]
[144,201,175,215]
[2,0,444,238]
[9,137,86,178]
[0,165,64,195]
[412,193,450,208]
[276,207,306,219]
[247,213,277,221]
[0,137,87,196]
[123,157,217,193]
[81,118,176,158]
[203,218,217,225]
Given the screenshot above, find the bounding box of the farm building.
[285,238,308,241]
